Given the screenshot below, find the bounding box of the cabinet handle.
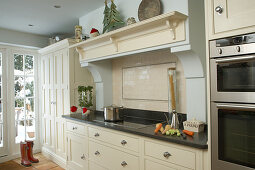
[121,140,127,145]
[81,154,85,160]
[94,133,100,137]
[215,6,223,15]
[72,126,77,130]
[95,151,100,156]
[163,152,171,158]
[121,161,128,167]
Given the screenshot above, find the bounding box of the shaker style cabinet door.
[53,49,69,159]
[213,0,255,33]
[67,133,88,170]
[41,54,55,151]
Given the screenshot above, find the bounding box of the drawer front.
[145,159,191,170]
[89,140,139,170]
[89,127,139,152]
[89,161,108,170]
[144,141,195,169]
[67,121,87,136]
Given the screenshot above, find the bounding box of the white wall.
[0,28,49,48]
[79,0,188,35]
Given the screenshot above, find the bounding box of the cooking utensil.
[168,68,179,129]
[178,129,187,139]
[103,105,124,122]
[138,0,161,21]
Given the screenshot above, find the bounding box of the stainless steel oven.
[210,33,255,103]
[210,33,255,170]
[211,102,255,170]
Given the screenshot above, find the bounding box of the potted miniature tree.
[78,86,93,114]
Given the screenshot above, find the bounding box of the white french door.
[0,49,7,157]
[10,49,39,154]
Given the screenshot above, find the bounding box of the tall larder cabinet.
[39,39,94,167]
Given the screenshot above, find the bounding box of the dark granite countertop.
[62,110,208,149]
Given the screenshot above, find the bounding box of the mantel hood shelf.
[69,10,207,123]
[70,11,188,64]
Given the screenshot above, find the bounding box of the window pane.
[0,100,2,123]
[26,119,35,141]
[14,76,25,98]
[15,121,25,143]
[14,54,23,75]
[25,77,34,97]
[15,99,24,121]
[25,55,34,75]
[26,98,34,119]
[0,123,3,147]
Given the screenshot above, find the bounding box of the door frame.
[0,48,8,157]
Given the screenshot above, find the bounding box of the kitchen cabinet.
[65,119,207,170]
[207,0,255,39]
[39,39,94,166]
[67,133,88,170]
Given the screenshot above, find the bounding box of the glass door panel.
[14,54,36,143]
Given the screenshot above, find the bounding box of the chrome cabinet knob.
[163,152,171,158]
[95,151,100,155]
[81,154,85,160]
[218,48,223,54]
[215,6,223,14]
[94,133,100,137]
[236,46,241,52]
[72,126,77,130]
[121,161,127,167]
[121,140,127,145]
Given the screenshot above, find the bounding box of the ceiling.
[0,0,104,37]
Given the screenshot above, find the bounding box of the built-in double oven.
[210,33,255,170]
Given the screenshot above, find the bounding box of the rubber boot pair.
[20,141,39,167]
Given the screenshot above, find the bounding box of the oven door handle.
[215,55,255,63]
[216,104,255,111]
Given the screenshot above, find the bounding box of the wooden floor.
[0,153,64,170]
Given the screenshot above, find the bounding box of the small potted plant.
[78,86,93,114]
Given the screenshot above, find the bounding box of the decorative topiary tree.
[103,0,110,33]
[104,0,124,32]
[78,86,93,108]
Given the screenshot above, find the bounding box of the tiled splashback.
[112,49,186,113]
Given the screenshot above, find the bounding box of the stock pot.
[103,105,124,122]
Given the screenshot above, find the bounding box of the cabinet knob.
[163,152,171,158]
[236,46,241,52]
[81,154,85,160]
[72,126,77,130]
[218,48,223,55]
[121,140,127,145]
[121,161,128,167]
[95,151,100,156]
[215,6,223,14]
[94,133,100,137]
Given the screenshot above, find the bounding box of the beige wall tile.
[112,49,186,114]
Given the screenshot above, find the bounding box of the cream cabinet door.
[213,0,255,33]
[89,161,108,170]
[41,54,55,151]
[144,159,191,170]
[54,49,69,158]
[67,133,88,170]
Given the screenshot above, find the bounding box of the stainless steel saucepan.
[103,105,124,122]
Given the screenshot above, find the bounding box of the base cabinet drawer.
[145,159,191,170]
[89,127,139,152]
[89,161,108,170]
[67,121,87,136]
[144,141,195,169]
[89,140,139,170]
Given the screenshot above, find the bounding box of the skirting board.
[41,147,67,169]
[0,149,41,163]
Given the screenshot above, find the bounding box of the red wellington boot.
[26,140,39,163]
[20,142,32,167]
